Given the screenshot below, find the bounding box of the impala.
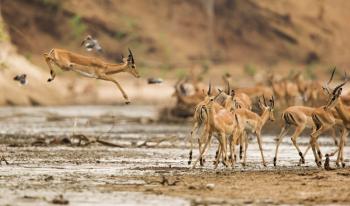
[310,74,349,167]
[44,48,139,104]
[231,96,275,167]
[188,84,237,166]
[273,68,344,167]
[191,91,240,169]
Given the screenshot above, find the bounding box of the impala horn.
[226,81,231,95]
[262,95,267,106]
[207,82,212,96]
[270,96,275,108]
[128,48,135,64]
[333,70,348,95]
[322,67,336,94]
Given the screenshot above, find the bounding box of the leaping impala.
[44,48,140,104]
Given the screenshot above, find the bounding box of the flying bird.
[80,35,103,53]
[13,74,27,85]
[147,77,163,84]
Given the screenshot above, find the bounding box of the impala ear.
[226,81,230,95]
[262,95,267,106]
[231,89,235,97]
[128,48,135,64]
[257,97,263,109]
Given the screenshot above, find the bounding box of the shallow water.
[0,105,348,205]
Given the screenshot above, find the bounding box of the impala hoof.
[125,101,130,104]
[273,157,277,167]
[342,163,346,168]
[47,78,52,82]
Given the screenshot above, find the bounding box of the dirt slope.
[2,0,350,68]
[1,0,350,105]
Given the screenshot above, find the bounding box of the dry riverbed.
[0,106,349,205]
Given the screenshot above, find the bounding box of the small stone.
[188,185,197,190]
[206,183,215,190]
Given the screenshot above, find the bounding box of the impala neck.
[260,109,270,126]
[106,62,128,74]
[335,100,350,123]
[207,102,215,125]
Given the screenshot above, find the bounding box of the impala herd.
[178,68,350,169]
[0,42,348,171]
[42,45,350,169]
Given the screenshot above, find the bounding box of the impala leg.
[302,127,316,164]
[188,122,198,165]
[330,128,338,146]
[239,132,243,160]
[290,125,306,164]
[340,130,348,167]
[336,128,348,167]
[97,74,130,104]
[256,132,266,167]
[310,126,329,167]
[228,134,234,167]
[200,131,212,166]
[274,125,289,166]
[44,55,56,82]
[192,127,210,169]
[214,143,221,169]
[243,132,248,167]
[220,132,228,167]
[231,130,241,168]
[214,144,221,166]
[214,133,226,169]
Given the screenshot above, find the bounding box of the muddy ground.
[0,106,349,205]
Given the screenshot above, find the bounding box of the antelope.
[44,48,139,104]
[310,74,349,167]
[222,74,252,109]
[267,74,299,106]
[188,84,237,166]
[173,78,206,107]
[293,73,325,106]
[273,68,342,167]
[191,91,240,169]
[231,96,275,167]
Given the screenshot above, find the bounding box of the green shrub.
[244,64,257,77]
[68,15,87,39]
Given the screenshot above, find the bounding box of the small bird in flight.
[147,77,163,84]
[13,74,27,85]
[80,35,103,53]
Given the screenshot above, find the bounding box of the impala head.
[321,67,348,109]
[325,72,348,109]
[124,48,139,78]
[208,88,223,104]
[258,95,275,121]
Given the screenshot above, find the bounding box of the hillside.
[0,0,350,105]
[3,0,350,68]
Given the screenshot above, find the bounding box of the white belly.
[72,69,97,78]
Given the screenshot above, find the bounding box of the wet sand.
[0,106,349,205]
